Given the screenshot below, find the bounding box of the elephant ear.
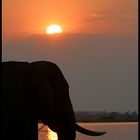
[48,65,75,123]
[29,68,54,124]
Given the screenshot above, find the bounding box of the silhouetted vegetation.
[75,111,138,122]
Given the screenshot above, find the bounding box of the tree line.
[75,111,138,122]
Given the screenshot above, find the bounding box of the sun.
[46,24,62,34]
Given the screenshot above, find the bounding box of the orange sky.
[2,0,138,112]
[2,0,138,41]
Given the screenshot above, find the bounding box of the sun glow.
[46,24,62,34]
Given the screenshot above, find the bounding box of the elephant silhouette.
[2,61,106,140]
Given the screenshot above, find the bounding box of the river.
[38,122,138,140]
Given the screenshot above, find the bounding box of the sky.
[2,0,138,112]
[2,0,138,40]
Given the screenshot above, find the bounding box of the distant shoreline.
[75,111,138,123]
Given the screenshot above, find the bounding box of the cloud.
[80,13,136,24]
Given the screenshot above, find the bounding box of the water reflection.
[39,122,138,140]
[38,123,58,140]
[47,127,58,140]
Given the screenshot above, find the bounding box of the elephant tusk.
[75,123,106,136]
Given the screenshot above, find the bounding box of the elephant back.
[2,62,38,140]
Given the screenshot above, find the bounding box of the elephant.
[2,61,106,140]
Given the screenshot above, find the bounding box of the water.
[38,122,138,140]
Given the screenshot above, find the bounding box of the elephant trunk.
[75,123,106,136]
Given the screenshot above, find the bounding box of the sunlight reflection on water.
[47,127,58,140]
[38,123,58,140]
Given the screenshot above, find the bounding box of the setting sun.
[46,24,62,34]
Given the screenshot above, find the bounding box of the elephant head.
[2,61,106,140]
[30,61,106,140]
